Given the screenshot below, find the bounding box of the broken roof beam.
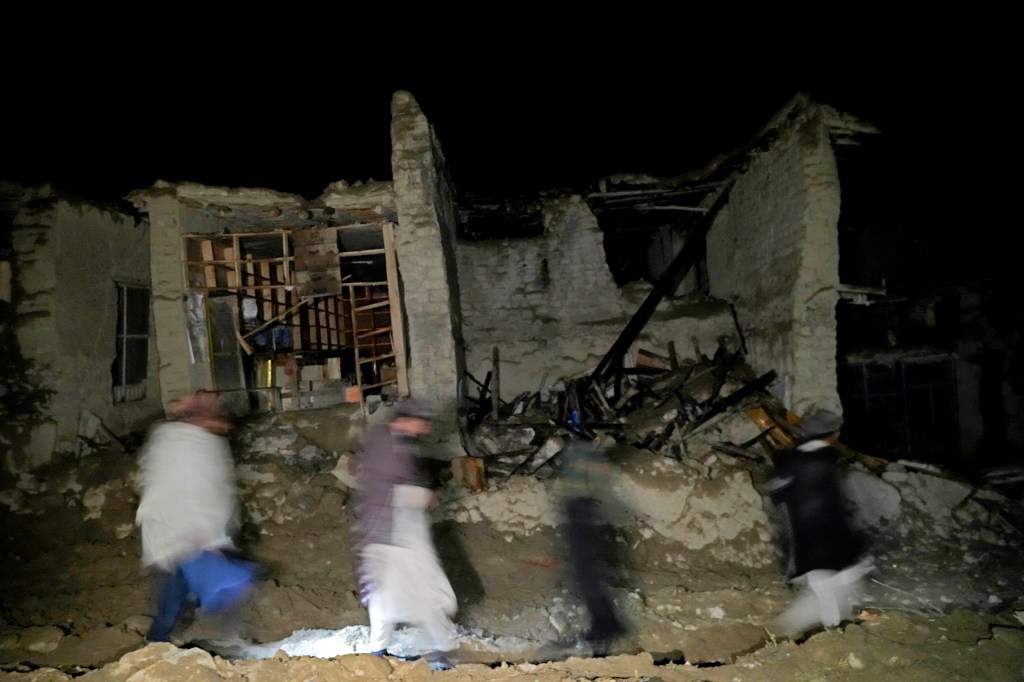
[589,185,734,384]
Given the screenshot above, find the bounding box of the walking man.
[353,399,458,670]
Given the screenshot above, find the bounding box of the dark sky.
[1,33,1008,240]
[0,59,984,203]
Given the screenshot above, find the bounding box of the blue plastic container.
[180,551,259,614]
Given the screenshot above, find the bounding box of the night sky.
[6,74,808,201]
[0,56,988,201]
[2,33,1008,283]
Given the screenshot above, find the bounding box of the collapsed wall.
[457,195,738,399]
[437,448,777,571]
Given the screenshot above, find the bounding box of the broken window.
[838,356,960,463]
[181,223,407,412]
[587,179,718,294]
[112,283,150,403]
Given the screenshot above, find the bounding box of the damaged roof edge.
[126,178,397,225]
[597,93,881,195]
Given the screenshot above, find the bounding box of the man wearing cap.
[766,409,874,638]
[353,398,458,670]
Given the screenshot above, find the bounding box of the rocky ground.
[2,403,1024,681]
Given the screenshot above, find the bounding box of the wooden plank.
[590,186,733,382]
[274,264,287,320]
[327,297,337,347]
[260,261,272,321]
[200,239,217,289]
[294,252,342,270]
[354,300,390,313]
[383,223,408,397]
[348,286,366,416]
[214,244,237,288]
[231,235,241,289]
[245,254,256,301]
[291,226,338,245]
[338,248,387,258]
[317,297,329,349]
[281,231,291,289]
[357,326,392,340]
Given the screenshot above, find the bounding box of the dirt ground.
[2,404,1023,681]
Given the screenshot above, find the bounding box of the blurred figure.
[353,398,458,671]
[135,390,243,643]
[554,437,628,653]
[767,409,874,638]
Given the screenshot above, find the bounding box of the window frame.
[113,281,150,403]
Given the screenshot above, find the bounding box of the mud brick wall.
[456,195,627,398]
[706,101,842,415]
[3,185,161,471]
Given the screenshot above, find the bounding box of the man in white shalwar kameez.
[353,399,457,670]
[135,390,241,642]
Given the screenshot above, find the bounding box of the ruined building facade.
[3,92,1018,474]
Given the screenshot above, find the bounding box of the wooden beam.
[383,223,409,397]
[200,239,217,289]
[590,186,733,382]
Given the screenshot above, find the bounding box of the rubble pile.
[1,380,1023,678]
[464,342,783,480]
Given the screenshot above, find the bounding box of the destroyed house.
[3,91,1018,474]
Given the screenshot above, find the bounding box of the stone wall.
[706,100,842,415]
[145,192,204,410]
[1,184,162,472]
[457,195,625,397]
[390,91,464,420]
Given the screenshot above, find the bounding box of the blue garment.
[147,567,189,642]
[180,550,259,614]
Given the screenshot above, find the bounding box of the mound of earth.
[2,404,1023,680]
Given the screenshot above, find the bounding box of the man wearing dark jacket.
[767,409,874,637]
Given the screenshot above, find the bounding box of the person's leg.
[147,567,189,642]
[419,612,458,673]
[367,592,394,654]
[806,569,842,626]
[419,607,458,653]
[564,500,626,644]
